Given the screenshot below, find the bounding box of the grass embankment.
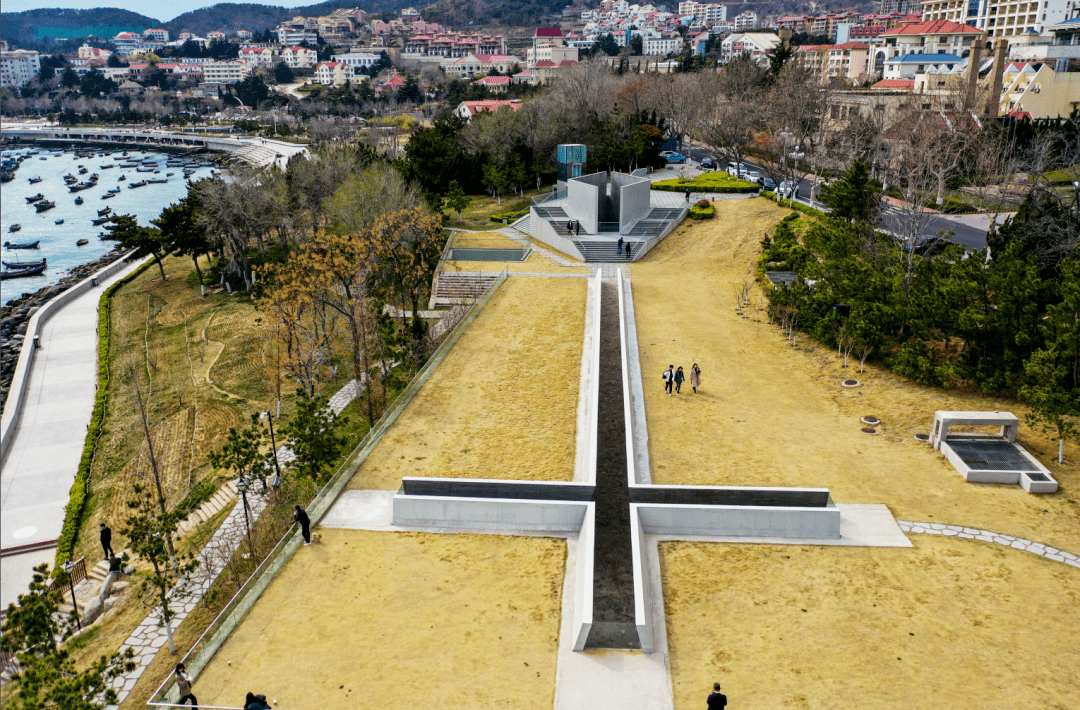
[348,276,586,489]
[443,187,551,232]
[58,254,367,705]
[631,197,1078,549]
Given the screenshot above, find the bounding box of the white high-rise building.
[921,0,1078,39]
[735,11,759,31]
[0,50,40,88]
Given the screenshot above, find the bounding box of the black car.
[909,235,954,256]
[699,157,716,170]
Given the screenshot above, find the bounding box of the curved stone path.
[897,520,1080,569]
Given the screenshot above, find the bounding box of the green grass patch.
[64,625,102,651]
[651,173,759,193]
[688,200,715,220]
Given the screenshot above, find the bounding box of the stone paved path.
[897,520,1080,568]
[105,379,363,708]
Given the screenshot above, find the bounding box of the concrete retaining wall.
[613,173,652,232]
[629,509,654,653]
[569,172,607,234]
[528,209,586,260]
[391,495,589,532]
[400,477,593,501]
[0,252,141,463]
[572,505,595,651]
[635,503,842,539]
[574,273,601,484]
[630,485,832,507]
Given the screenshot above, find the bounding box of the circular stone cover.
[842,379,861,387]
[914,433,930,441]
[861,416,880,425]
[861,427,877,434]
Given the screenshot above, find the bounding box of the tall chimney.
[965,40,983,109]
[988,40,1008,116]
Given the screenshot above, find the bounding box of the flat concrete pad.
[1,548,57,610]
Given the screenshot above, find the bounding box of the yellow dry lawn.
[661,535,1080,710]
[631,197,1080,553]
[348,276,586,489]
[194,528,566,710]
[442,237,586,275]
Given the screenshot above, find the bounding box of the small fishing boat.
[1,263,46,279]
[8,224,22,232]
[166,172,174,177]
[118,175,126,181]
[92,216,111,225]
[75,196,84,205]
[147,178,168,184]
[101,193,115,200]
[34,200,56,212]
[78,167,87,174]
[25,193,44,203]
[98,207,112,216]
[129,180,147,188]
[3,240,38,249]
[28,176,42,183]
[77,239,89,246]
[99,164,114,169]
[107,187,120,193]
[55,219,64,225]
[2,257,45,268]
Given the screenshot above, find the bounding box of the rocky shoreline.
[0,247,127,411]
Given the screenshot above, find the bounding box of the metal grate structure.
[946,438,1040,472]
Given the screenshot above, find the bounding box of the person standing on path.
[674,366,685,394]
[690,363,701,393]
[294,505,311,545]
[575,221,581,237]
[685,188,692,202]
[707,682,727,709]
[99,523,114,559]
[663,365,675,396]
[175,663,198,708]
[617,237,624,255]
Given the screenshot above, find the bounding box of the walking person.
[175,663,198,708]
[245,693,272,710]
[294,505,311,546]
[99,523,114,559]
[625,241,632,260]
[617,237,624,256]
[674,366,685,394]
[663,365,675,396]
[685,188,691,202]
[575,221,581,237]
[707,682,728,709]
[690,363,701,393]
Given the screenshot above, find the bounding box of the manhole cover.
[914,433,930,441]
[861,416,880,425]
[861,427,877,434]
[842,379,861,387]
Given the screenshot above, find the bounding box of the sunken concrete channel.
[586,280,639,649]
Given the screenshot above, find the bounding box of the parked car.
[665,152,688,164]
[659,150,674,157]
[777,181,802,198]
[759,176,777,191]
[906,235,955,256]
[699,157,717,170]
[743,170,761,183]
[726,162,747,177]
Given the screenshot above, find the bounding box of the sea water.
[1,146,218,304]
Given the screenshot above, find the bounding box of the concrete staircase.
[177,481,239,535]
[572,240,642,262]
[431,272,500,306]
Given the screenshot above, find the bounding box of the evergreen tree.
[280,388,348,492]
[818,159,880,223]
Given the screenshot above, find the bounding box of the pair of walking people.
[663,363,701,396]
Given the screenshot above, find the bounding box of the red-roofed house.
[280,45,317,69]
[238,46,277,69]
[870,78,915,90]
[207,30,226,41]
[454,99,523,120]
[867,18,982,79]
[378,73,407,91]
[78,44,113,61]
[473,75,511,93]
[315,61,354,86]
[797,42,870,83]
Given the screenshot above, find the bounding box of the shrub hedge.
[759,191,830,219]
[651,173,759,193]
[689,202,715,219]
[55,257,155,569]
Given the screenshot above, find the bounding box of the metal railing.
[533,189,567,206]
[147,269,510,708]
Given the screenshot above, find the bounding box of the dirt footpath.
[630,198,1079,553]
[194,528,566,710]
[661,535,1080,710]
[348,276,586,489]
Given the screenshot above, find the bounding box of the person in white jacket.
[663,365,675,396]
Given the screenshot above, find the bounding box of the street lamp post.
[235,478,255,558]
[61,560,81,630]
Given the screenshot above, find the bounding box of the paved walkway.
[898,521,1080,568]
[106,378,363,707]
[0,257,148,610]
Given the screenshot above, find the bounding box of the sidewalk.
[0,257,148,610]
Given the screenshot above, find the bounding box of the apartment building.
[719,32,782,64]
[997,60,1080,116]
[868,18,984,76]
[277,27,318,45]
[797,42,871,82]
[921,0,1078,38]
[280,45,317,69]
[678,2,727,23]
[443,53,519,78]
[735,11,760,31]
[404,33,509,58]
[203,60,251,84]
[0,50,40,88]
[883,51,963,77]
[112,32,144,56]
[142,28,170,43]
[331,52,381,70]
[238,47,278,69]
[644,32,683,55]
[78,44,112,60]
[314,61,355,85]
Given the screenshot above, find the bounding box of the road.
[681,145,999,251]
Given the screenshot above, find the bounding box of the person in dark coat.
[617,237,624,255]
[707,683,728,709]
[575,221,581,237]
[685,188,692,202]
[294,505,311,545]
[674,366,685,394]
[245,693,272,710]
[99,523,114,559]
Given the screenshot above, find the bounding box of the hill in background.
[0,8,160,46]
